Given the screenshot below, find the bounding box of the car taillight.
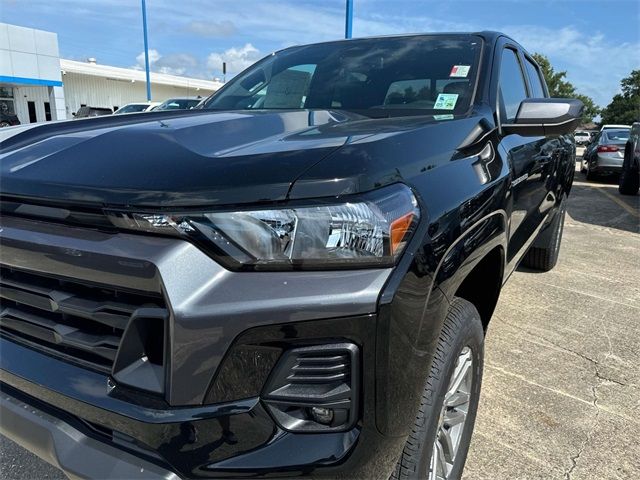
[597,145,619,153]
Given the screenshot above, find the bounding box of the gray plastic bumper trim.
[0,390,180,480]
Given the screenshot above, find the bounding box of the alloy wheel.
[428,346,473,480]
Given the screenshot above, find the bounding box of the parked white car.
[600,124,631,132]
[153,97,202,111]
[114,102,160,114]
[574,130,591,145]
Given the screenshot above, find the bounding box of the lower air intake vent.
[262,343,359,432]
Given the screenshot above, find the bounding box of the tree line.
[532,53,639,126]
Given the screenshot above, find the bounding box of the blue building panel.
[0,75,63,87]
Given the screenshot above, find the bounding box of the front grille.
[0,266,167,373]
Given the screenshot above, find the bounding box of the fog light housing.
[262,343,359,432]
[309,407,334,425]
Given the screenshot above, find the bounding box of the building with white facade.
[0,23,66,124]
[60,59,223,116]
[1,23,223,125]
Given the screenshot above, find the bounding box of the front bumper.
[1,321,404,479]
[0,215,413,478]
[1,384,179,480]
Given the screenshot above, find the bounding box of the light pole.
[345,0,353,39]
[141,0,152,101]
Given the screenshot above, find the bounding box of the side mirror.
[502,98,584,136]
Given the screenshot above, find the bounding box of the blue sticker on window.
[434,93,459,110]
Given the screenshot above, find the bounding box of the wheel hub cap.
[428,346,473,480]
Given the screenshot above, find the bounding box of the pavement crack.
[564,314,607,480]
[594,372,626,386]
[494,315,598,363]
[522,279,640,310]
[564,385,600,480]
[494,314,632,388]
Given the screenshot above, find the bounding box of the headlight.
[106,183,420,270]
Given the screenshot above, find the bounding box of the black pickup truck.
[0,32,581,480]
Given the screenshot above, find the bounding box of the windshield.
[202,35,483,117]
[605,130,630,142]
[115,104,148,114]
[156,99,200,111]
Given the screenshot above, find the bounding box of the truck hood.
[1,109,372,207]
[0,109,477,208]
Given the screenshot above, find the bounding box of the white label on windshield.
[450,65,470,77]
[434,93,459,110]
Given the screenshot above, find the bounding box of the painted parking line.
[594,187,639,218]
[572,180,639,218]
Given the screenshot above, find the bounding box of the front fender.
[375,169,509,436]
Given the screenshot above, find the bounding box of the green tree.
[600,70,640,125]
[532,53,599,124]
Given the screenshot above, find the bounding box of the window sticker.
[434,93,459,110]
[433,114,454,120]
[450,65,471,78]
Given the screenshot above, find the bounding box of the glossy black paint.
[0,31,578,479]
[0,316,407,479]
[0,109,375,207]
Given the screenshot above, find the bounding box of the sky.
[1,0,639,107]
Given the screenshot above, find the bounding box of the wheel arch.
[374,209,508,437]
[435,210,508,322]
[452,245,505,330]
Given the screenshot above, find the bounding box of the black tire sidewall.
[619,161,639,195]
[415,299,484,479]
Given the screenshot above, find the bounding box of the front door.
[496,46,559,268]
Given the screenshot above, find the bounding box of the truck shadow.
[517,181,638,275]
[566,181,639,234]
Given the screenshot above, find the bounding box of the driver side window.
[499,48,528,123]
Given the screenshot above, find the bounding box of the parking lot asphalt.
[1,163,638,480]
[463,165,640,479]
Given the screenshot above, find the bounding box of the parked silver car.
[583,128,630,180]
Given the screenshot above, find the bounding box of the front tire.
[391,297,484,480]
[521,197,566,272]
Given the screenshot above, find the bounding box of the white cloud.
[133,49,199,77]
[206,43,262,76]
[135,48,161,69]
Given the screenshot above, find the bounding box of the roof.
[59,59,223,91]
[276,31,507,50]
